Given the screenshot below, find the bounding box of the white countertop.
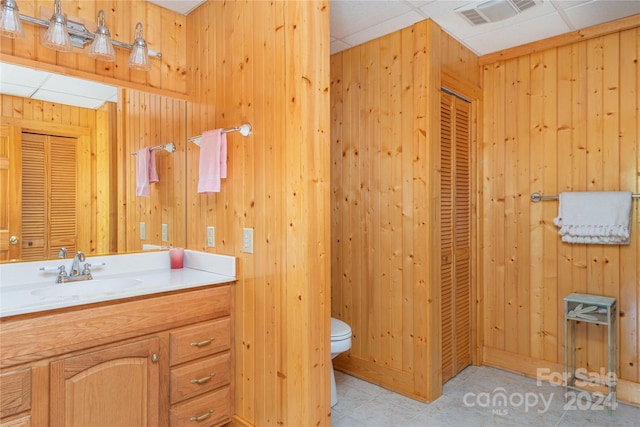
[0,250,236,318]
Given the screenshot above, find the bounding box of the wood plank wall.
[480,17,640,404]
[0,0,187,95]
[186,1,331,425]
[1,93,114,255]
[330,20,480,401]
[120,89,186,252]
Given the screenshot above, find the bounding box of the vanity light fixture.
[87,10,115,62]
[0,0,161,70]
[127,22,151,71]
[0,0,23,38]
[41,0,72,52]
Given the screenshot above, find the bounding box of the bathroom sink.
[31,278,145,298]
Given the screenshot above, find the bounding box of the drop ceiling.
[329,0,640,55]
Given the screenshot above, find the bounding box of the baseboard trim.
[483,346,640,407]
[333,353,431,402]
[230,414,254,427]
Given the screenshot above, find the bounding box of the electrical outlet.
[243,228,253,254]
[140,222,146,240]
[207,226,215,248]
[162,224,169,242]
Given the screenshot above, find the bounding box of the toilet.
[330,317,352,407]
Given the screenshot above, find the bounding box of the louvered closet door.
[21,132,77,260]
[440,91,471,384]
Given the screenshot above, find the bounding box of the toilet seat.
[331,317,352,341]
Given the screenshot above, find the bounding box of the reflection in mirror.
[1,61,188,264]
[1,61,119,262]
[1,62,118,108]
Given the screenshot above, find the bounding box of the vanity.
[0,251,236,427]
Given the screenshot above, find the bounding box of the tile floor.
[331,366,640,427]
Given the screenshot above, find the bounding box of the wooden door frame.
[441,69,484,368]
[1,124,22,260]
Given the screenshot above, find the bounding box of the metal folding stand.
[564,293,617,414]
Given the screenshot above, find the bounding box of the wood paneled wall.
[330,20,480,401]
[440,31,481,89]
[186,1,331,425]
[120,89,186,252]
[1,93,115,255]
[1,0,187,95]
[480,17,640,404]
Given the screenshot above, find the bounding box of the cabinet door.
[50,338,160,427]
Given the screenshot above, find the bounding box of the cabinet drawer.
[170,319,230,366]
[0,368,31,418]
[170,352,230,404]
[170,387,230,427]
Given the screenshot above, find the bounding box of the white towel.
[553,191,632,244]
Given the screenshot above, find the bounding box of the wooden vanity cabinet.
[0,284,233,427]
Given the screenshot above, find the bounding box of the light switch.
[162,224,169,242]
[207,226,215,248]
[140,222,146,240]
[243,228,253,254]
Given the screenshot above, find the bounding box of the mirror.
[0,61,187,263]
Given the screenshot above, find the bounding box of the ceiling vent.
[457,0,539,26]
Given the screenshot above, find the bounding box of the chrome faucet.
[70,251,85,276]
[56,251,93,283]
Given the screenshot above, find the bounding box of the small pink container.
[169,247,184,269]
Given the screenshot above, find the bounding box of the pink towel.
[197,129,227,193]
[149,149,159,183]
[135,148,159,197]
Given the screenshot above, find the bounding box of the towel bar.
[130,142,176,156]
[188,123,252,146]
[531,192,640,203]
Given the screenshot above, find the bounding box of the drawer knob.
[151,353,160,363]
[190,337,215,347]
[190,409,214,422]
[190,372,216,385]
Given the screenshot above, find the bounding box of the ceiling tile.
[342,10,427,47]
[40,74,117,101]
[147,0,205,15]
[331,39,353,55]
[462,10,571,54]
[562,0,640,29]
[0,62,50,88]
[549,0,593,11]
[0,82,36,98]
[330,0,416,39]
[0,62,117,110]
[405,0,438,7]
[31,90,108,109]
